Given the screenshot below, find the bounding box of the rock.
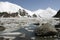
[55,23,60,28]
[0,26,5,31]
[32,14,37,17]
[34,23,58,36]
[33,23,40,26]
[0,12,18,17]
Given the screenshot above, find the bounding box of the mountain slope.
[0,2,24,13]
[0,2,33,17]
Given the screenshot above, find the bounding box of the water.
[13,24,60,40]
[0,17,59,40]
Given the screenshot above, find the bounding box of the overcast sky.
[0,0,60,11]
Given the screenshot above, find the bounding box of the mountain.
[33,7,57,18]
[0,2,57,18]
[0,2,33,17]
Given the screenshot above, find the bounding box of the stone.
[34,23,58,37]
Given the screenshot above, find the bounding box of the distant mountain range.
[33,7,57,18]
[0,2,57,18]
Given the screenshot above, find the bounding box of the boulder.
[34,23,58,36]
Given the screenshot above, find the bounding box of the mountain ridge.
[0,1,57,18]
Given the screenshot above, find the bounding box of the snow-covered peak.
[46,7,57,17]
[46,7,57,13]
[33,7,57,18]
[46,7,53,10]
[0,2,24,13]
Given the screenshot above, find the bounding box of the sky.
[0,0,60,11]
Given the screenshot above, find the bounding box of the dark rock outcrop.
[19,10,26,16]
[0,12,19,17]
[32,14,37,17]
[54,10,60,18]
[10,12,18,17]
